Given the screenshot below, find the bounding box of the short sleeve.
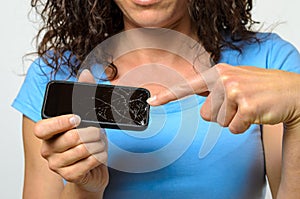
[267,34,300,73]
[11,58,52,122]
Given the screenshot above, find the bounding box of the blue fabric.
[12,33,300,199]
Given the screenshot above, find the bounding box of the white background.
[0,0,299,198]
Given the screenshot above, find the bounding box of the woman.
[12,0,300,198]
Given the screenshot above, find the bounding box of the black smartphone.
[42,80,151,131]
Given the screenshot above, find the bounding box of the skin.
[147,64,300,131]
[263,124,283,197]
[114,0,195,35]
[22,0,299,198]
[148,63,300,198]
[23,0,195,198]
[23,70,109,199]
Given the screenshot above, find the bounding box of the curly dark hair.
[31,0,259,79]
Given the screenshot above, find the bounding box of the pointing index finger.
[147,67,218,106]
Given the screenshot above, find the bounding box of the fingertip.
[78,69,96,83]
[228,121,249,134]
[146,95,157,106]
[228,126,243,134]
[147,88,179,106]
[35,114,81,140]
[33,121,45,139]
[69,114,81,127]
[200,108,210,121]
[200,96,212,121]
[147,95,171,106]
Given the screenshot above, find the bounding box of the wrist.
[61,182,105,199]
[284,73,300,130]
[284,116,300,131]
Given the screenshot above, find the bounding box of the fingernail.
[99,128,107,137]
[69,115,81,126]
[81,69,90,75]
[146,95,157,104]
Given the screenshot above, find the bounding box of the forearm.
[277,123,300,199]
[60,182,104,199]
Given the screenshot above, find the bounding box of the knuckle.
[220,75,231,88]
[239,100,254,118]
[63,168,86,183]
[33,122,44,138]
[61,169,77,182]
[88,155,104,167]
[226,86,240,101]
[48,158,59,172]
[214,63,224,72]
[64,129,80,145]
[75,144,89,158]
[215,63,229,74]
[221,77,240,99]
[54,117,67,130]
[40,146,50,159]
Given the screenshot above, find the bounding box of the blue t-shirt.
[12,33,300,199]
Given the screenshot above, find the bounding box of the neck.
[123,6,197,40]
[117,4,200,64]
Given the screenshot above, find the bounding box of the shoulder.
[256,32,298,51]
[27,51,77,81]
[257,32,300,72]
[222,32,300,72]
[241,32,297,55]
[12,52,77,122]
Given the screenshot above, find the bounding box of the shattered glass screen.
[42,81,150,130]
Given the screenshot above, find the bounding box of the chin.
[127,14,174,29]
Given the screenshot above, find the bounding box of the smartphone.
[42,80,151,131]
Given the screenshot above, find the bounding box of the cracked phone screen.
[42,81,150,130]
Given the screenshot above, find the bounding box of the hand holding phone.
[42,81,150,131]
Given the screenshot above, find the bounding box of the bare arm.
[22,115,64,198]
[23,115,108,199]
[263,124,283,198]
[148,64,300,198]
[277,121,300,198]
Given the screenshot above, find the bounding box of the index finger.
[147,69,212,106]
[78,69,96,83]
[34,114,81,140]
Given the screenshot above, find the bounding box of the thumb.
[78,69,96,83]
